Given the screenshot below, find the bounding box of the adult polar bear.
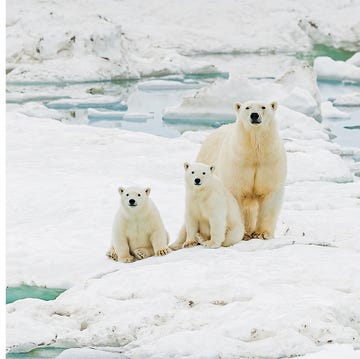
[197,100,287,240]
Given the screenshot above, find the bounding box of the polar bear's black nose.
[194,178,201,185]
[250,112,259,120]
[250,112,261,124]
[129,199,136,205]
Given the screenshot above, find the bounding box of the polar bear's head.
[118,186,151,210]
[184,162,215,190]
[233,100,278,130]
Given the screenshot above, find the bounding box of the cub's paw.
[182,239,198,248]
[133,248,149,260]
[242,233,252,241]
[202,240,221,249]
[106,248,118,261]
[119,255,135,263]
[156,247,171,256]
[252,232,270,240]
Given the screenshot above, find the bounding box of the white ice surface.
[348,52,360,67]
[314,57,360,83]
[6,0,360,82]
[6,103,360,357]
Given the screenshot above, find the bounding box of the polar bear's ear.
[270,101,278,111]
[184,162,190,171]
[233,102,242,112]
[145,187,151,196]
[210,165,215,173]
[118,187,125,195]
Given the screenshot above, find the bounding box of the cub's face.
[184,162,215,189]
[233,101,278,130]
[118,186,151,210]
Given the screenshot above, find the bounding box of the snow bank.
[314,57,360,83]
[347,52,360,67]
[6,0,360,82]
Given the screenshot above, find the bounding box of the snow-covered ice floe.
[321,101,350,119]
[46,96,128,110]
[6,97,360,357]
[163,65,322,124]
[314,57,360,83]
[137,79,205,91]
[333,92,360,107]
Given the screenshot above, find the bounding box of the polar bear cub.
[107,186,171,263]
[170,162,244,249]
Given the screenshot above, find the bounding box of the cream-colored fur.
[170,162,244,250]
[196,101,287,239]
[107,186,170,263]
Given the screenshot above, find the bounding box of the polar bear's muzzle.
[250,112,262,125]
[128,199,137,207]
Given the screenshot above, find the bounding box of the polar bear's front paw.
[252,232,270,240]
[183,239,198,248]
[242,233,252,241]
[119,255,135,263]
[156,247,171,256]
[106,247,118,261]
[133,248,149,260]
[202,240,221,249]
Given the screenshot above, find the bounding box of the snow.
[314,57,360,83]
[6,102,360,357]
[46,96,128,110]
[321,101,350,119]
[6,0,360,82]
[137,80,204,91]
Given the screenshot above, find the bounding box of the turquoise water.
[7,348,64,359]
[6,285,65,304]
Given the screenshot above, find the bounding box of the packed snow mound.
[314,57,360,83]
[321,101,350,119]
[164,66,322,122]
[6,0,360,82]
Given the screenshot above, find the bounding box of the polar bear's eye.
[262,106,266,109]
[191,171,194,174]
[126,194,129,197]
[202,172,206,175]
[245,106,250,110]
[138,194,141,197]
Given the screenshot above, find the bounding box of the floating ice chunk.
[46,96,128,110]
[87,108,125,120]
[314,57,360,83]
[333,92,360,107]
[56,348,128,359]
[320,101,350,119]
[138,79,204,91]
[6,92,70,104]
[347,52,360,66]
[122,112,154,121]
